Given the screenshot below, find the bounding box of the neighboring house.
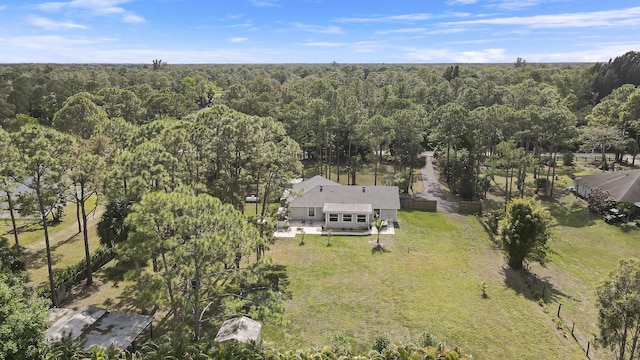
[287,175,400,230]
[573,169,640,208]
[0,182,30,219]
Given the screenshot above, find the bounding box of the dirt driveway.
[414,151,455,212]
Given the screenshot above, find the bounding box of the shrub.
[38,246,116,300]
[535,178,548,192]
[587,188,615,214]
[484,209,504,234]
[371,333,390,352]
[327,331,356,357]
[419,332,439,347]
[562,152,575,166]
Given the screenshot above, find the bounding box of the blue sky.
[1,0,639,63]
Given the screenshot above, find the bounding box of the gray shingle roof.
[574,169,640,203]
[292,175,340,194]
[289,176,400,210]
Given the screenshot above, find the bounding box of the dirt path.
[24,206,105,254]
[415,151,455,212]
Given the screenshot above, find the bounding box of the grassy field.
[262,210,587,358]
[1,195,98,248]
[533,195,640,359]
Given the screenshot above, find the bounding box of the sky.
[0,0,640,64]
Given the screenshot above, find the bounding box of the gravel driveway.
[414,151,455,212]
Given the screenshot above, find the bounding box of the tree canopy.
[498,197,552,270]
[597,259,640,360]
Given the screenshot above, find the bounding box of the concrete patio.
[274,220,395,238]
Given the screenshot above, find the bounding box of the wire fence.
[522,268,597,359]
[476,216,600,358]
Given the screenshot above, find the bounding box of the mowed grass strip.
[533,195,640,359]
[1,195,98,248]
[26,217,102,287]
[263,211,586,359]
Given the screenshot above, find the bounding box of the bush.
[327,331,356,357]
[371,333,390,352]
[562,152,575,166]
[587,188,615,214]
[419,332,439,347]
[535,178,549,192]
[38,246,116,299]
[484,209,504,234]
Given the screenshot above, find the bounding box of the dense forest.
[2,51,640,358]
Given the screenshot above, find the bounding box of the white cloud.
[122,13,145,23]
[524,43,640,62]
[376,27,427,35]
[249,0,279,7]
[447,0,480,5]
[291,23,343,34]
[490,0,543,11]
[304,42,346,47]
[404,47,508,63]
[0,5,7,11]
[28,15,89,30]
[337,13,432,23]
[36,0,145,24]
[444,6,640,29]
[37,0,128,12]
[0,34,110,50]
[228,37,248,43]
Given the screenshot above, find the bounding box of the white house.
[286,175,400,230]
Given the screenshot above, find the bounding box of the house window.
[329,213,339,222]
[374,209,380,217]
[357,214,367,223]
[308,207,315,217]
[343,214,352,222]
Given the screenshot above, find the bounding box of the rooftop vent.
[362,187,366,192]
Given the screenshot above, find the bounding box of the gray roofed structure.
[573,170,640,203]
[45,305,106,342]
[46,306,153,352]
[289,183,400,211]
[292,175,340,194]
[214,316,262,344]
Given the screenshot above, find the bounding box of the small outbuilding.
[45,305,153,352]
[214,316,262,344]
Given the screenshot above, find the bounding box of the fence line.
[524,269,595,358]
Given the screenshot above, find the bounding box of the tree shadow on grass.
[502,265,571,304]
[102,259,138,286]
[262,264,291,299]
[371,244,390,255]
[59,281,104,307]
[24,249,64,270]
[545,198,597,228]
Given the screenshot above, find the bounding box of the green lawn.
[1,195,98,248]
[25,217,102,287]
[534,195,640,359]
[262,211,587,358]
